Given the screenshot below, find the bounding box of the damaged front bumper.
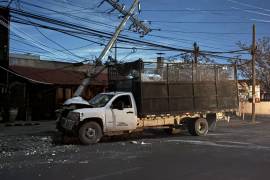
[56,111,80,133]
[60,117,78,131]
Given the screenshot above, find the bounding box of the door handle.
[126,111,134,114]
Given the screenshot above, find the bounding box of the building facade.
[0,53,107,122]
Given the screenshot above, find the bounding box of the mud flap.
[206,113,217,132]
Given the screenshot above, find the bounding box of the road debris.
[79,160,88,164]
[130,141,138,144]
[141,141,151,145]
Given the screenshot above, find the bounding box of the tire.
[187,118,208,136]
[164,128,173,135]
[78,121,102,145]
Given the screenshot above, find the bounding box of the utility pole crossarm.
[105,0,151,35]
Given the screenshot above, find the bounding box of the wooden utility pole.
[192,42,199,110]
[193,42,199,64]
[73,0,150,97]
[251,24,256,123]
[105,0,150,36]
[114,40,117,62]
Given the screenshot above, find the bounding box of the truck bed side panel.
[108,61,238,116]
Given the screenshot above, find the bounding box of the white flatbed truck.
[57,61,238,144]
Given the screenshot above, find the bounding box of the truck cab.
[58,92,138,144]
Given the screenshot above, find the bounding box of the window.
[65,88,72,99]
[89,94,114,107]
[112,95,132,108]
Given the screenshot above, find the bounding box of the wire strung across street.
[5,6,250,55]
[0,2,253,68]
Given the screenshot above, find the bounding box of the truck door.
[106,95,137,131]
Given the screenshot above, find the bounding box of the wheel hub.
[199,122,206,132]
[85,128,96,139]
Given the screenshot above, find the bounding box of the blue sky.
[1,0,270,63]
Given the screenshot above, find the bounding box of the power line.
[11,29,173,55]
[12,15,249,54]
[10,37,93,62]
[20,1,116,30]
[7,8,190,52]
[7,7,211,52]
[2,6,252,59]
[150,20,270,24]
[1,16,82,62]
[201,52,249,61]
[148,34,232,51]
[33,26,88,61]
[158,29,263,35]
[141,8,263,12]
[11,35,97,52]
[11,17,106,45]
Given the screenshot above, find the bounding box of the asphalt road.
[1,117,270,180]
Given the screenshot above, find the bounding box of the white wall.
[239,101,270,115]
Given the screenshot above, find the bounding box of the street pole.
[193,42,199,64]
[73,0,149,97]
[105,0,150,36]
[192,42,199,110]
[114,40,117,62]
[251,24,256,123]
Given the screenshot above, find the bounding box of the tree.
[180,53,214,64]
[237,37,270,92]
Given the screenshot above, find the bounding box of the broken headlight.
[66,111,80,121]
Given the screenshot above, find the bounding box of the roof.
[9,66,107,86]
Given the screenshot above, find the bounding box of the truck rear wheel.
[78,121,102,145]
[188,118,208,136]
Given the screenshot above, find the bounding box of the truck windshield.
[89,94,114,107]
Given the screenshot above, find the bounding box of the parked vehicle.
[57,60,238,145]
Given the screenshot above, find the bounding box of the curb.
[4,122,40,127]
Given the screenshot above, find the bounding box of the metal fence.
[108,60,238,116]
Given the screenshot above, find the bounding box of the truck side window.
[112,95,132,108]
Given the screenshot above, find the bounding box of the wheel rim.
[198,122,207,133]
[85,127,96,139]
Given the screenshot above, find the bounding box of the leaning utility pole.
[73,0,150,97]
[105,0,150,36]
[251,24,256,123]
[114,40,117,62]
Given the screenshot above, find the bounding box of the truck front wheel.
[188,118,208,136]
[78,121,102,145]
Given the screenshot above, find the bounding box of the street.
[1,117,270,180]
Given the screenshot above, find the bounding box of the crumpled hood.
[63,96,90,106]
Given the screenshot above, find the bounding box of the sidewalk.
[0,120,56,137]
[0,120,72,160]
[216,115,266,127]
